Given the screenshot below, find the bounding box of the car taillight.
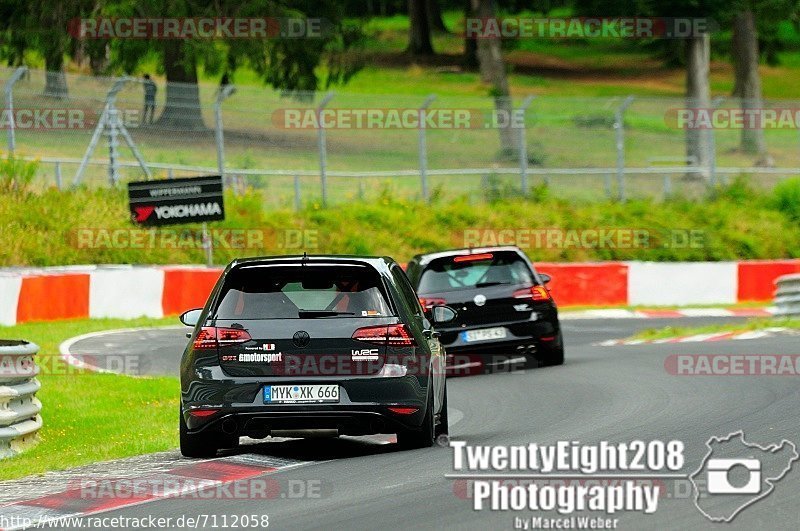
[192,327,251,349]
[352,324,416,347]
[386,324,415,346]
[419,297,446,309]
[513,285,551,301]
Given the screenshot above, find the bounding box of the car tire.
[531,331,565,368]
[397,388,435,449]
[435,381,449,439]
[180,408,220,458]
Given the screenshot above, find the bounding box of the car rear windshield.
[213,263,392,319]
[417,252,534,293]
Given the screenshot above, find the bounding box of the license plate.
[461,327,507,342]
[263,384,339,404]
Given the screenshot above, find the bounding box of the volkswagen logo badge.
[293,330,311,348]
[473,294,487,307]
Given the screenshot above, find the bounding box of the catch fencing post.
[201,222,213,267]
[418,95,436,202]
[214,85,236,187]
[614,96,634,202]
[4,66,28,154]
[517,96,535,194]
[294,174,301,211]
[54,161,62,190]
[708,96,724,187]
[317,92,335,206]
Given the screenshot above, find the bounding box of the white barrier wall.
[627,262,738,306]
[89,268,165,319]
[0,277,22,326]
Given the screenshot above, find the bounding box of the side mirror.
[539,273,552,284]
[180,308,203,327]
[431,305,457,324]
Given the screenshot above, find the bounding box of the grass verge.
[0,317,178,481]
[632,317,800,341]
[2,177,800,266]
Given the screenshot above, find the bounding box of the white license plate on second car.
[462,327,507,343]
[264,384,340,404]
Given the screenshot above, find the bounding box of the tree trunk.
[426,0,447,33]
[472,0,516,156]
[157,41,206,130]
[408,0,434,55]
[685,33,711,178]
[463,0,478,68]
[43,46,68,99]
[732,9,772,165]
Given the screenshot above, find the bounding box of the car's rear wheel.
[180,409,221,458]
[532,331,564,367]
[397,388,435,449]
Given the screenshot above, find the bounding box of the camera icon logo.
[706,458,761,495]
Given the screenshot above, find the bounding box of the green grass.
[0,317,178,481]
[1,177,799,267]
[631,317,800,341]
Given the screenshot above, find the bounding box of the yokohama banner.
[127,176,225,227]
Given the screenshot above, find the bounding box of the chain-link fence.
[2,66,799,206]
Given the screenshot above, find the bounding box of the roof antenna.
[302,251,309,264]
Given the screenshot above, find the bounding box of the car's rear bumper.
[180,371,430,436]
[438,317,559,351]
[184,406,425,438]
[438,319,562,374]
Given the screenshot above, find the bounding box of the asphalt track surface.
[38,318,800,528]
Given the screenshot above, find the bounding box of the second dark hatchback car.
[405,246,564,372]
[178,255,454,457]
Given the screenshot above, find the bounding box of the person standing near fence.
[142,74,157,125]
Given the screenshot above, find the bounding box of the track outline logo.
[689,430,798,522]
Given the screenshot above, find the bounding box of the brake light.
[419,297,446,309]
[192,327,252,349]
[513,285,551,301]
[453,253,493,263]
[352,324,416,347]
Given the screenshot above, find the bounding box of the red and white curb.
[0,451,315,530]
[561,307,776,320]
[596,327,792,347]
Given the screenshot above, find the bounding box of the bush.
[773,177,800,222]
[0,155,38,194]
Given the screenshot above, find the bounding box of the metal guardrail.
[0,340,42,459]
[774,274,800,317]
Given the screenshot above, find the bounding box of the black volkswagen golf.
[405,246,564,372]
[178,255,453,457]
